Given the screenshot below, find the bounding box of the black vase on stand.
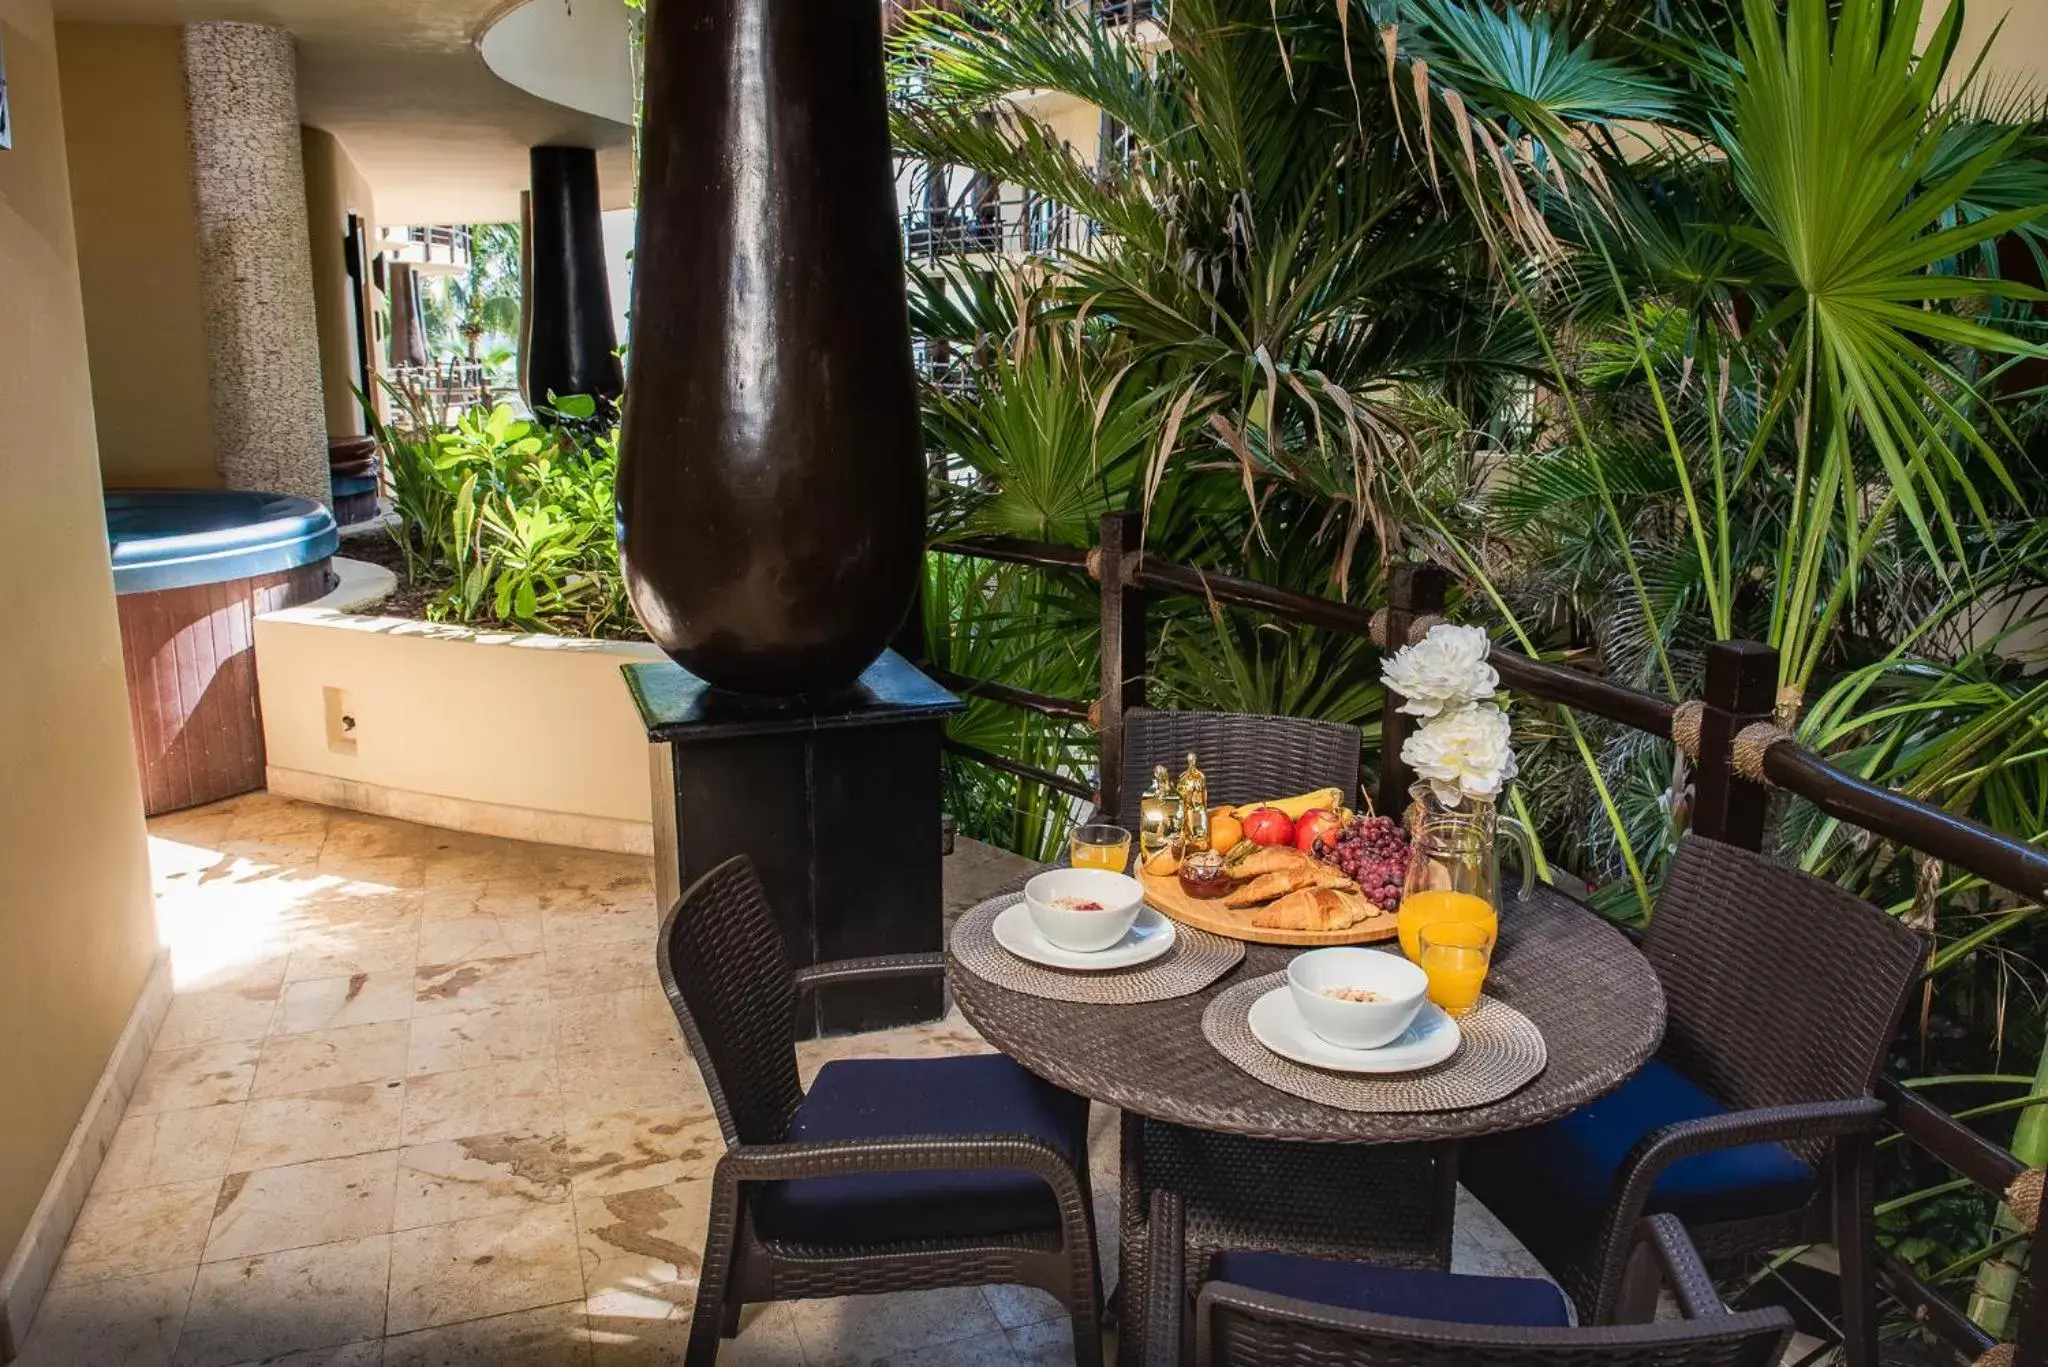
[616,0,956,1036]
[617,0,924,696]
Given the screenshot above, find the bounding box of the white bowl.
[1286,947,1429,1050]
[1022,868,1145,952]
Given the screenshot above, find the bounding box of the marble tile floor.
[19,793,1821,1366]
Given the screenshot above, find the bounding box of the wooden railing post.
[1692,639,1777,850]
[1374,563,1448,818]
[1096,512,1147,819]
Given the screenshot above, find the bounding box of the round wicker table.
[952,881,1666,1363]
[950,882,1666,1143]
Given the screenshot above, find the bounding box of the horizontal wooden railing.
[924,666,1093,723]
[926,512,2048,1367]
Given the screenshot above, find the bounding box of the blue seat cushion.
[752,1053,1089,1246]
[1210,1251,1572,1328]
[1465,1060,1815,1233]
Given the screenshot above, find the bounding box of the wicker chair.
[1110,712,1460,1362]
[658,855,1104,1366]
[1461,836,1927,1360]
[1140,1191,1794,1367]
[1111,708,1367,831]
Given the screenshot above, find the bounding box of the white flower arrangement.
[1381,623,1497,718]
[1385,623,1517,806]
[1401,701,1517,807]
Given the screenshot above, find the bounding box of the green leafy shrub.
[372,383,635,638]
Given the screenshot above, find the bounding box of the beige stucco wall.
[1037,95,1103,165]
[255,597,663,854]
[55,22,218,490]
[0,0,160,1290]
[1939,2,2048,96]
[302,125,378,439]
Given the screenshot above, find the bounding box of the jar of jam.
[1178,848,1229,900]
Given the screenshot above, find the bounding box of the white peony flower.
[1382,623,1498,718]
[1402,702,1518,807]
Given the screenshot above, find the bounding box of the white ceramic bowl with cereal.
[1022,868,1145,952]
[1285,946,1428,1050]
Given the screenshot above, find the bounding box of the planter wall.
[254,560,665,853]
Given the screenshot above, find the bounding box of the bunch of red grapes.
[1313,813,1411,913]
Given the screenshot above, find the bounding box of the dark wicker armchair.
[658,855,1104,1366]
[1111,712,1455,1361]
[1461,836,1927,1359]
[1111,708,1366,829]
[1141,1191,1794,1367]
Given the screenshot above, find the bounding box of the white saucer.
[991,903,1177,971]
[1246,987,1462,1073]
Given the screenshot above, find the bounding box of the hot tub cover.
[106,490,339,595]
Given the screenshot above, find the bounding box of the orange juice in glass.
[1070,823,1134,873]
[1417,920,1494,1017]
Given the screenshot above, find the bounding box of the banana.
[1228,786,1344,821]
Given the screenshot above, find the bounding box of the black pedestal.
[622,651,963,1036]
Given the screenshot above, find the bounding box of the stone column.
[182,22,331,505]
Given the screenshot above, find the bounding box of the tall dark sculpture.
[616,0,924,695]
[526,146,624,407]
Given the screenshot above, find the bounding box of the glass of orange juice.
[1417,920,1494,1018]
[1070,823,1134,872]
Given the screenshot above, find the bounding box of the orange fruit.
[1209,813,1244,853]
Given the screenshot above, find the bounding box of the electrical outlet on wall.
[324,686,358,756]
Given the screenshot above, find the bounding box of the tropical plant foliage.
[421,223,524,378]
[373,381,635,638]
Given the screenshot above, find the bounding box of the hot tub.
[107,490,338,814]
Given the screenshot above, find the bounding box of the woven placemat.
[951,895,1245,1003]
[1203,971,1546,1113]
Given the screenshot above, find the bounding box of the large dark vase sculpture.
[617,0,924,695]
[526,146,624,408]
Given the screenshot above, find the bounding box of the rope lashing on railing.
[1366,611,1446,649]
[1085,548,1104,582]
[2006,1170,2045,1234]
[1087,699,1103,730]
[1975,1343,2016,1367]
[1670,701,1705,759]
[1731,722,1797,784]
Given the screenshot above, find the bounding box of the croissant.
[1226,846,1316,880]
[1248,887,1366,932]
[1223,865,1357,907]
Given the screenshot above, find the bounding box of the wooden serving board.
[1140,870,1399,947]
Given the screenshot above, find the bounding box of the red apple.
[1294,807,1341,854]
[1242,807,1296,846]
